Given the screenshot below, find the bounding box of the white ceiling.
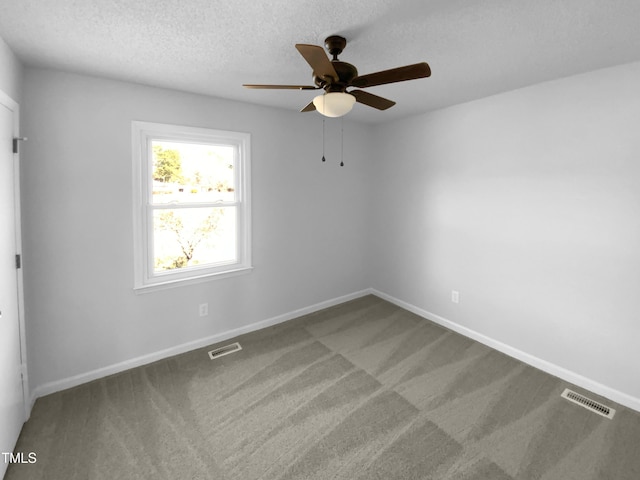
[1,0,640,124]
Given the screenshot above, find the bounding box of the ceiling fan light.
[313,92,356,117]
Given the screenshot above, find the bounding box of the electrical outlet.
[199,303,209,317]
[451,290,459,304]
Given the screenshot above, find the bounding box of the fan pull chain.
[321,117,326,163]
[340,118,344,167]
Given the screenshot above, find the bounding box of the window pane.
[151,140,236,205]
[152,207,237,272]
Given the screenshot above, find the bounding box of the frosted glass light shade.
[313,92,356,117]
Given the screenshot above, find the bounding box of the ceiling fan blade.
[295,44,339,82]
[351,62,431,88]
[243,84,319,90]
[350,90,396,110]
[300,101,316,113]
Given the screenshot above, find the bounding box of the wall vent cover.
[561,388,615,419]
[208,342,242,360]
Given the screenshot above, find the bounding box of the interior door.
[0,100,24,477]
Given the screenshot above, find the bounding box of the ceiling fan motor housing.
[314,61,358,91]
[314,36,358,92]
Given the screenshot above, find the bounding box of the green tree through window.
[153,145,184,184]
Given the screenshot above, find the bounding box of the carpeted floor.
[6,295,640,479]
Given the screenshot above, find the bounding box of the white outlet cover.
[451,291,459,304]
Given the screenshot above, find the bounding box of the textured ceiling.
[1,0,640,123]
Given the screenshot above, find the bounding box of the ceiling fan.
[243,35,431,117]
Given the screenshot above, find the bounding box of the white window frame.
[132,121,251,292]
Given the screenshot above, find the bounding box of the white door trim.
[0,88,30,420]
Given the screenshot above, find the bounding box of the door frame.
[0,88,30,420]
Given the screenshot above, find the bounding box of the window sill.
[134,266,253,295]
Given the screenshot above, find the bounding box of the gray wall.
[21,68,371,391]
[368,61,640,404]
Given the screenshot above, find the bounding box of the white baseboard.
[370,289,640,413]
[29,289,372,408]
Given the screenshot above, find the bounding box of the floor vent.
[208,342,242,360]
[561,388,615,419]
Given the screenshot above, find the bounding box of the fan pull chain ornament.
[243,35,430,118]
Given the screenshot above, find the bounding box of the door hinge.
[16,254,21,269]
[13,137,27,154]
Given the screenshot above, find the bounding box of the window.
[132,121,251,291]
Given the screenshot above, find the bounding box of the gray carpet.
[7,295,640,479]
